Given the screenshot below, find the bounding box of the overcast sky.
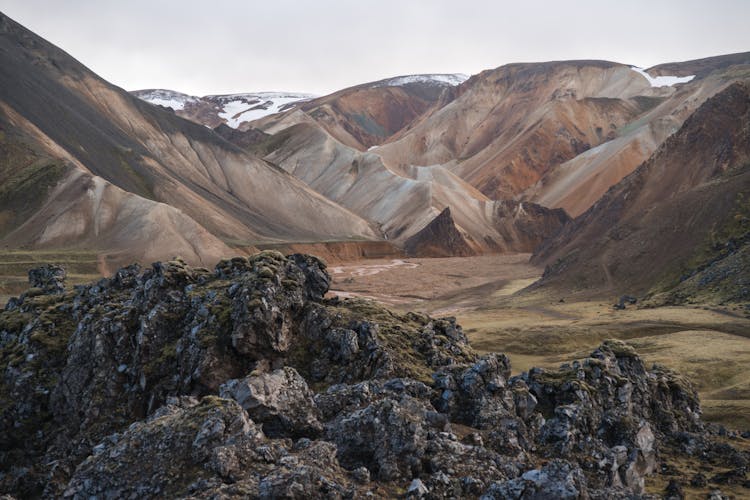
[3,0,749,96]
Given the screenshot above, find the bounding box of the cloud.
[2,0,749,95]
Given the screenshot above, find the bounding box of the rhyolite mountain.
[532,81,750,304]
[0,12,378,272]
[137,74,468,150]
[6,8,750,267]
[1,255,746,497]
[372,54,750,217]
[0,8,573,266]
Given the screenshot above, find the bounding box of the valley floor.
[329,254,750,431]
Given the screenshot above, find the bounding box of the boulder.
[220,367,323,438]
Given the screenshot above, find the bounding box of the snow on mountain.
[132,89,200,110]
[373,74,470,88]
[133,90,316,129]
[205,92,316,128]
[630,67,695,87]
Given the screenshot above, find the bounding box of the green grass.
[649,185,750,303]
[0,158,68,238]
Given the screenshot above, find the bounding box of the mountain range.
[1,10,749,301]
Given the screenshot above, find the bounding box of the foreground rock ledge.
[0,255,748,498]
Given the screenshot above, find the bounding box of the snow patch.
[207,92,316,128]
[135,89,199,111]
[630,67,695,88]
[374,74,469,88]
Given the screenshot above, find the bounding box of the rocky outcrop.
[1,254,747,498]
[220,367,323,438]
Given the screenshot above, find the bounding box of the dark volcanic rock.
[27,264,66,294]
[482,460,588,499]
[0,252,745,498]
[220,366,323,438]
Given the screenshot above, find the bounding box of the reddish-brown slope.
[376,61,654,200]
[297,85,444,150]
[532,82,750,298]
[403,207,477,257]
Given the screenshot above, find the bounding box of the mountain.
[403,207,477,257]
[373,56,750,218]
[247,73,468,151]
[132,89,316,129]
[132,74,469,151]
[531,82,750,303]
[229,115,570,254]
[0,12,377,271]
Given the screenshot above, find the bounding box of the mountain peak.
[372,73,470,88]
[404,207,477,257]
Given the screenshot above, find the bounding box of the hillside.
[247,73,468,151]
[0,12,378,271]
[373,56,750,217]
[230,117,570,254]
[532,82,750,303]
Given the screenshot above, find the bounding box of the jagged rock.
[314,378,434,420]
[299,304,475,386]
[254,440,358,499]
[325,395,437,480]
[422,436,519,495]
[481,460,588,499]
[519,340,701,493]
[432,354,516,428]
[28,264,66,294]
[407,478,429,497]
[64,396,265,497]
[220,366,323,438]
[64,396,363,498]
[0,254,745,498]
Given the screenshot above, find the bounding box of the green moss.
[602,339,639,358]
[281,279,298,289]
[651,187,750,301]
[0,155,67,237]
[258,266,275,279]
[322,298,474,385]
[144,341,179,376]
[0,309,32,333]
[246,298,263,309]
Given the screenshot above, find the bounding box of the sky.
[3,0,750,96]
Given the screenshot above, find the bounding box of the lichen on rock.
[0,255,746,498]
